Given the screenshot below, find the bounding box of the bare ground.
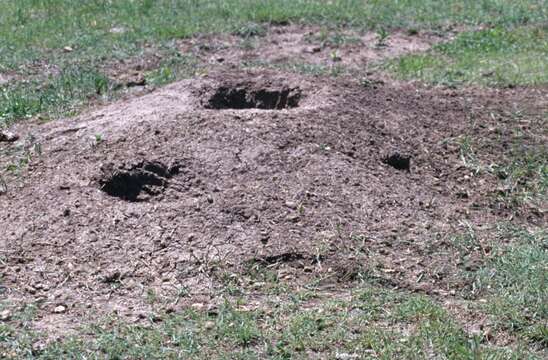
[178,24,449,72]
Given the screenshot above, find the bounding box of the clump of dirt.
[99,160,180,202]
[206,84,301,110]
[0,72,15,86]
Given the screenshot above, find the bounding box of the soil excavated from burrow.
[1,69,546,334]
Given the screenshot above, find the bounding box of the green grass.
[494,143,548,209]
[471,225,547,346]
[2,284,542,359]
[0,49,200,127]
[1,0,546,71]
[389,25,548,86]
[450,112,547,210]
[0,66,110,125]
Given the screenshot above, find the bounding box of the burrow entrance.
[205,85,301,110]
[383,153,411,171]
[99,161,181,202]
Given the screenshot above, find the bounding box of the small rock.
[0,178,6,195]
[304,46,321,54]
[284,201,298,209]
[0,74,11,86]
[0,309,11,321]
[102,271,122,284]
[63,46,73,53]
[137,312,148,320]
[32,342,46,353]
[0,131,19,142]
[456,191,469,199]
[260,232,269,245]
[164,306,175,314]
[286,213,300,223]
[336,352,359,360]
[53,305,66,314]
[204,321,215,330]
[110,27,126,34]
[34,283,49,291]
[124,74,146,87]
[252,282,266,289]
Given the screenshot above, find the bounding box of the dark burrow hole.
[99,161,180,202]
[206,86,301,110]
[251,252,325,267]
[383,153,411,171]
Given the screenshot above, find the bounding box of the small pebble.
[53,305,66,314]
[284,201,298,209]
[0,309,11,321]
[0,131,19,142]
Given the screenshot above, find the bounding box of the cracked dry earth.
[1,69,546,334]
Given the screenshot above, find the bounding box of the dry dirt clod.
[0,131,19,142]
[284,201,298,209]
[0,309,12,321]
[102,271,122,284]
[0,177,7,195]
[110,27,126,34]
[304,46,321,54]
[53,305,67,314]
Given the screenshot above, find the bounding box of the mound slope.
[1,70,545,328]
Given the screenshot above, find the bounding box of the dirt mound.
[0,69,545,329]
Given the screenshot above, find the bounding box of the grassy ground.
[389,25,548,86]
[1,227,546,359]
[1,1,547,358]
[1,0,546,70]
[1,1,548,126]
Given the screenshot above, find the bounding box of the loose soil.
[1,66,546,336]
[178,24,449,72]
